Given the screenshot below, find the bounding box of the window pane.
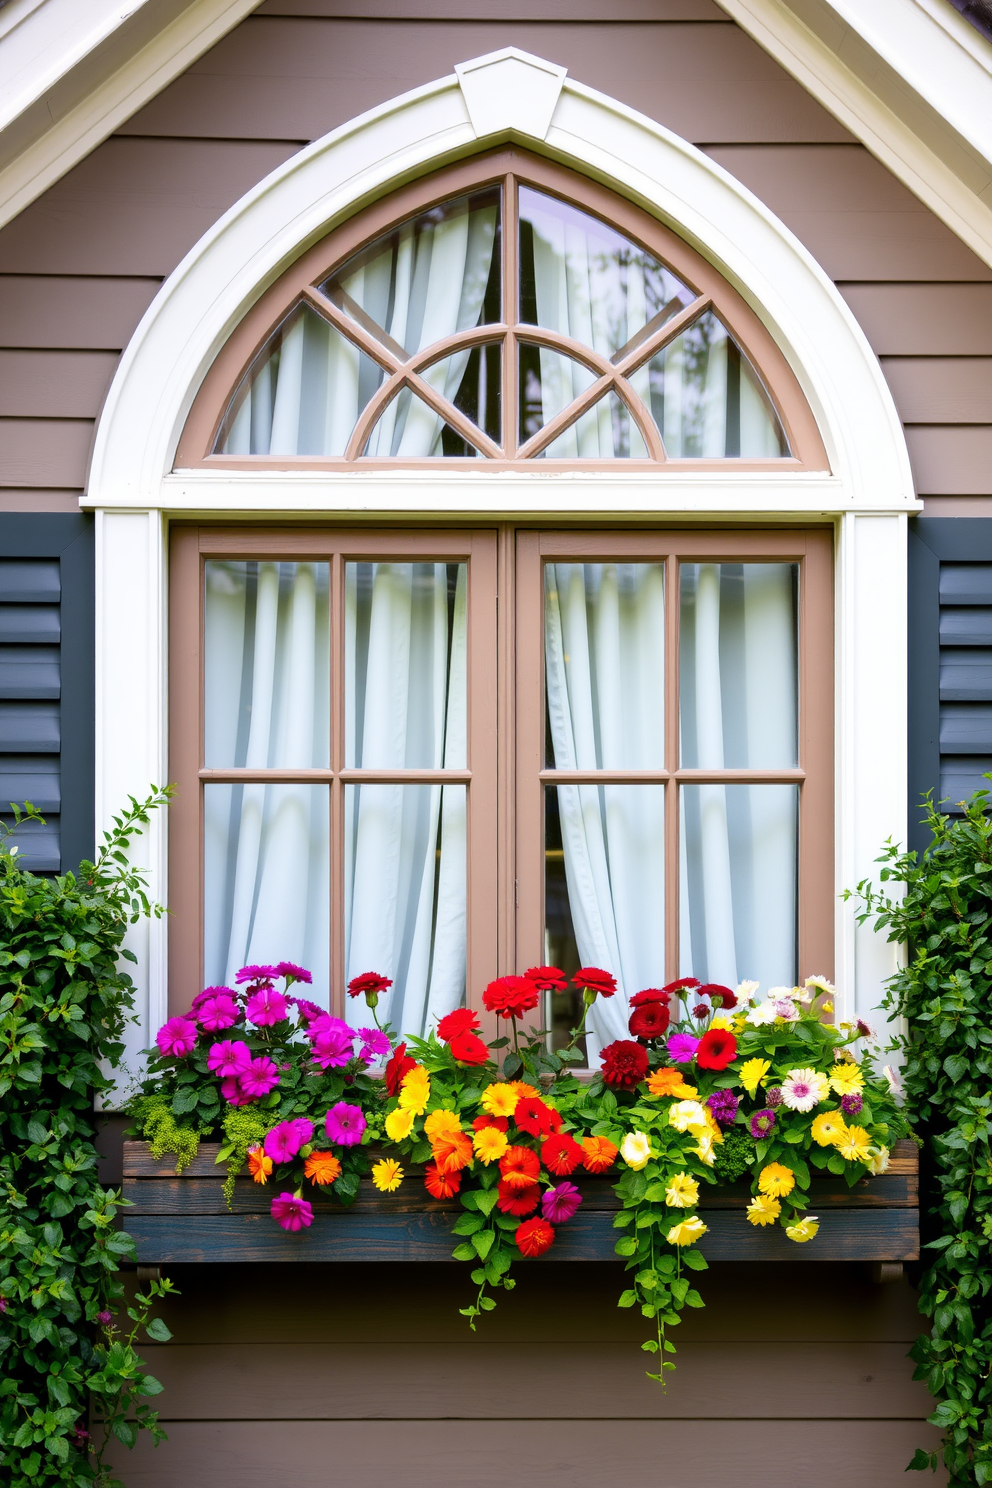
[545,562,665,769]
[538,390,648,459]
[645,311,788,457]
[364,385,487,458]
[518,186,696,359]
[345,782,466,1037]
[680,783,797,988]
[346,562,466,769]
[519,342,596,446]
[680,563,797,769]
[204,782,330,999]
[545,783,665,1059]
[422,342,501,447]
[205,560,330,768]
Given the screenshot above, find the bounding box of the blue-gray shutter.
[0,515,94,872]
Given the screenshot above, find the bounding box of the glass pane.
[545,783,665,1058]
[320,187,501,356]
[518,186,696,360]
[680,563,797,769]
[204,782,330,1000]
[346,562,466,769]
[421,342,501,447]
[680,783,797,988]
[519,342,596,446]
[364,387,486,457]
[645,310,788,457]
[545,562,665,769]
[538,390,648,459]
[205,560,330,768]
[215,305,386,456]
[345,782,466,1037]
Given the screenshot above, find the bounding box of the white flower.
[668,1099,709,1135]
[780,1067,830,1112]
[867,1145,890,1175]
[620,1131,652,1170]
[768,985,800,1002]
[882,1064,904,1099]
[745,1001,779,1027]
[805,974,836,995]
[736,980,760,1003]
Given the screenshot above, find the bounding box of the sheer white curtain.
[544,563,666,1057]
[344,562,467,1036]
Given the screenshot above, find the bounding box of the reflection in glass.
[539,390,648,459]
[345,783,466,1037]
[205,560,330,768]
[545,562,665,770]
[645,311,788,457]
[680,783,797,989]
[205,782,329,998]
[518,186,696,359]
[364,387,486,458]
[346,562,466,770]
[519,343,596,447]
[680,563,797,769]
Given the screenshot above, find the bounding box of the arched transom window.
[178,151,825,470]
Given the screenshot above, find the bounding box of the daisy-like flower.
[828,1061,864,1097]
[619,1132,652,1170]
[499,1145,541,1190]
[735,980,760,1002]
[749,1108,777,1139]
[325,1102,366,1147]
[744,1001,779,1027]
[156,1016,198,1058]
[738,1057,771,1097]
[304,1151,342,1186]
[667,1215,707,1246]
[371,1158,404,1193]
[246,1145,272,1185]
[668,1099,708,1135]
[836,1124,872,1163]
[480,1082,521,1117]
[384,1106,415,1141]
[758,1162,795,1198]
[398,1066,430,1115]
[665,1172,699,1209]
[357,1027,391,1064]
[786,1216,819,1243]
[245,986,289,1026]
[431,1130,473,1175]
[811,1110,847,1147]
[666,1032,700,1064]
[746,1193,781,1227]
[780,1067,829,1112]
[424,1109,463,1143]
[207,1039,252,1078]
[473,1125,509,1164]
[239,1055,280,1099]
[647,1067,696,1099]
[581,1136,618,1173]
[804,975,835,996]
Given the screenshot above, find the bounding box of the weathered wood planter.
[123,1139,919,1265]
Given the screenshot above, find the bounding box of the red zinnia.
[541,1131,584,1176]
[662,977,700,995]
[473,1114,509,1133]
[524,965,568,993]
[628,1002,671,1040]
[513,1096,562,1138]
[600,1039,650,1088]
[515,1216,556,1258]
[572,967,617,998]
[496,1179,540,1216]
[695,1027,738,1070]
[347,971,393,998]
[436,1007,480,1041]
[424,1162,462,1200]
[384,1041,416,1096]
[697,982,737,1010]
[482,975,540,1019]
[499,1144,541,1190]
[448,1030,490,1066]
[630,987,672,1008]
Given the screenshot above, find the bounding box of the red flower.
[424,1162,462,1200]
[692,1003,710,1020]
[515,1216,556,1258]
[347,971,392,998]
[524,965,568,993]
[630,987,672,1008]
[573,967,617,998]
[695,1027,737,1070]
[497,1179,541,1216]
[628,1002,671,1040]
[541,1132,584,1176]
[698,982,737,1010]
[473,1114,509,1133]
[513,1096,562,1138]
[662,977,700,995]
[384,1042,416,1096]
[482,976,540,1019]
[600,1039,649,1088]
[499,1144,541,1190]
[436,1007,480,1041]
[448,1030,490,1066]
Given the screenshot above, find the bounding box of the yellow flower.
[665,1172,699,1209]
[738,1058,771,1097]
[785,1216,819,1243]
[646,1068,697,1099]
[424,1109,462,1142]
[384,1106,415,1141]
[821,1001,834,1013]
[710,1012,734,1031]
[828,1061,864,1097]
[398,1066,430,1115]
[371,1158,403,1193]
[836,1124,872,1163]
[667,1215,708,1246]
[746,1193,781,1226]
[758,1162,795,1198]
[620,1131,652,1170]
[867,1144,890,1175]
[480,1082,520,1117]
[668,1099,708,1135]
[810,1110,847,1147]
[694,1129,718,1166]
[472,1126,509,1165]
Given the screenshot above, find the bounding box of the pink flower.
[235,964,281,984]
[666,1032,700,1064]
[155,1017,198,1058]
[264,1118,314,1163]
[276,962,312,984]
[221,1076,252,1106]
[193,991,239,1031]
[238,1056,280,1099]
[308,1016,355,1069]
[96,1310,113,1326]
[541,1182,582,1224]
[207,1039,252,1077]
[325,1102,366,1146]
[357,1028,391,1063]
[291,997,322,1022]
[270,1192,313,1231]
[245,987,289,1026]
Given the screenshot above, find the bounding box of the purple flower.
[96,1310,113,1326]
[270,1192,313,1231]
[276,961,312,985]
[840,1091,863,1116]
[749,1107,777,1138]
[309,1017,355,1070]
[667,1032,700,1064]
[155,1016,198,1058]
[357,1027,391,1064]
[325,1102,366,1147]
[264,1118,314,1163]
[0,1298,7,1314]
[235,963,282,985]
[221,1076,252,1106]
[541,1181,583,1224]
[239,1056,281,1099]
[707,1089,740,1127]
[193,991,239,1032]
[245,987,289,1026]
[72,1428,90,1450]
[291,997,323,1023]
[207,1039,252,1078]
[856,1018,874,1038]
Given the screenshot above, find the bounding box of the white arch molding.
[85,50,918,1077]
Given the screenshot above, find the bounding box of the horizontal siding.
[0,277,159,348]
[0,351,119,417]
[880,358,992,423]
[257,0,728,14]
[841,285,992,354]
[905,427,992,495]
[0,420,93,487]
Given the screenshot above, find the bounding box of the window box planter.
[122,1139,919,1265]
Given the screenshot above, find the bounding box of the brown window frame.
[176,148,828,474]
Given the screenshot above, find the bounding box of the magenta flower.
[207,1039,252,1078]
[155,1016,198,1058]
[765,1086,784,1108]
[235,963,282,985]
[357,1027,391,1064]
[309,1017,355,1070]
[0,1298,7,1314]
[840,1091,863,1116]
[193,991,239,1031]
[541,1182,582,1224]
[291,997,322,1022]
[749,1107,776,1138]
[96,1310,113,1326]
[707,1089,740,1126]
[276,961,312,984]
[264,1118,313,1163]
[325,1102,366,1146]
[239,1056,281,1099]
[245,987,289,1026]
[221,1076,252,1106]
[666,1032,700,1064]
[270,1192,313,1231]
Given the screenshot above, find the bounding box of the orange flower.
[496,1178,540,1216]
[304,1150,342,1186]
[647,1067,697,1099]
[499,1144,541,1190]
[431,1129,473,1175]
[424,1109,463,1143]
[581,1135,619,1174]
[424,1162,462,1200]
[510,1081,541,1101]
[247,1145,272,1185]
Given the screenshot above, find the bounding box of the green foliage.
[131,1096,202,1174]
[713,1125,755,1183]
[217,1108,270,1207]
[849,788,992,1486]
[0,790,174,1487]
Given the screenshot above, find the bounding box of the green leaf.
[144,1317,172,1342]
[452,1212,485,1236]
[452,1243,477,1261]
[614,1237,637,1257]
[475,1188,499,1217]
[471,1229,496,1260]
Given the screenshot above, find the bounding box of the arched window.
[178,152,825,470]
